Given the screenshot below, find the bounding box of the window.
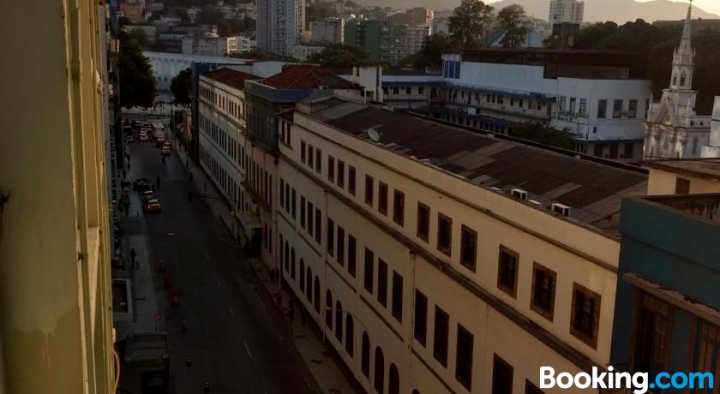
[559,96,566,111]
[613,99,623,119]
[492,355,513,394]
[365,175,374,206]
[433,306,449,366]
[307,202,314,238]
[417,203,430,242]
[456,324,474,390]
[337,160,345,188]
[348,235,356,277]
[393,87,399,95]
[345,314,354,356]
[364,248,374,293]
[437,213,452,256]
[337,226,345,266]
[675,177,690,195]
[328,156,335,182]
[291,189,296,219]
[497,245,519,298]
[361,332,370,377]
[300,196,306,228]
[406,87,411,95]
[301,141,306,163]
[349,166,356,195]
[325,290,333,328]
[327,218,335,256]
[335,301,343,341]
[308,145,314,168]
[526,381,544,394]
[393,190,405,225]
[374,347,385,393]
[392,272,403,322]
[624,143,634,159]
[389,364,399,394]
[315,148,322,173]
[378,182,388,215]
[531,263,556,321]
[628,99,638,118]
[460,225,477,272]
[570,283,601,348]
[569,97,576,113]
[414,290,428,346]
[378,259,388,307]
[315,208,322,244]
[597,99,607,119]
[634,293,672,373]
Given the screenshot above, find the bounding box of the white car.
[139,131,149,142]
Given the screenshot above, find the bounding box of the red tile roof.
[261,65,357,90]
[205,68,260,90]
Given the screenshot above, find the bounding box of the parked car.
[139,132,149,142]
[142,191,156,202]
[125,134,134,143]
[144,199,161,213]
[161,143,171,156]
[133,178,150,190]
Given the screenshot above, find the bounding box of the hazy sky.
[484,0,720,16]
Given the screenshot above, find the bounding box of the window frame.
[433,306,449,367]
[497,245,519,298]
[570,282,602,349]
[365,175,374,206]
[530,262,556,321]
[460,225,477,272]
[393,189,405,226]
[437,213,452,256]
[417,202,430,242]
[378,182,389,215]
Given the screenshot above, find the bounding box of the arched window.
[389,364,399,394]
[680,72,687,87]
[306,267,312,301]
[412,390,420,394]
[672,72,678,86]
[361,332,370,378]
[299,259,305,292]
[325,290,333,329]
[313,277,320,313]
[345,315,354,357]
[290,249,296,280]
[374,347,385,393]
[335,301,343,341]
[279,234,284,269]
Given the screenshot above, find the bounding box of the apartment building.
[0,1,116,393]
[344,20,406,65]
[437,50,652,161]
[256,0,305,56]
[310,19,345,44]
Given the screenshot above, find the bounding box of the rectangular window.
[437,213,452,256]
[675,177,690,195]
[526,381,544,394]
[337,226,345,266]
[597,99,607,119]
[348,166,356,195]
[315,208,321,244]
[348,235,356,277]
[628,99,638,118]
[393,190,405,225]
[417,202,430,242]
[364,248,374,293]
[365,175,374,206]
[433,306,449,367]
[414,290,428,346]
[301,140,306,163]
[327,218,335,256]
[378,182,388,215]
[308,145,314,168]
[569,97,576,113]
[378,259,388,307]
[497,245,519,298]
[456,324,474,390]
[315,149,322,173]
[280,179,285,208]
[328,156,335,182]
[570,283,601,348]
[634,293,672,373]
[613,99,623,119]
[559,96,567,111]
[300,196,306,229]
[492,355,513,394]
[531,263,556,321]
[624,143,634,159]
[460,225,477,272]
[291,189,296,219]
[307,202,314,238]
[337,160,345,188]
[392,271,403,322]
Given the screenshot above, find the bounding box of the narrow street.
[126,140,316,394]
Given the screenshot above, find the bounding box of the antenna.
[366,124,383,142]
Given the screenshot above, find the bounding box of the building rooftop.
[644,194,720,224]
[644,159,720,182]
[304,98,648,232]
[262,65,357,90]
[204,67,260,90]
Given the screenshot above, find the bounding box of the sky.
[635,0,720,15]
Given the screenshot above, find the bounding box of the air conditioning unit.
[510,188,528,201]
[551,203,571,217]
[490,186,503,193]
[529,199,543,208]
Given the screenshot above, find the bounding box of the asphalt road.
[130,140,314,394]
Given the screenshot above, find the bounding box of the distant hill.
[352,0,719,23]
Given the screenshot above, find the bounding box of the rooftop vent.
[551,203,571,217]
[511,188,528,201]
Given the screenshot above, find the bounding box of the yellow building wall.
[647,168,720,195]
[0,0,114,393]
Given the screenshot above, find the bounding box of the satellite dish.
[367,124,383,142]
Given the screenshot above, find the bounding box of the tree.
[307,44,374,68]
[230,48,297,62]
[414,33,454,70]
[497,5,531,49]
[448,0,494,48]
[198,9,223,25]
[118,32,156,107]
[128,28,150,50]
[171,68,192,105]
[509,123,575,150]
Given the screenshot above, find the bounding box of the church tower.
[665,1,697,118]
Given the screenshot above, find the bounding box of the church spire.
[669,0,694,90]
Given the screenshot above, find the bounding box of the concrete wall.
[647,168,720,195]
[0,0,114,393]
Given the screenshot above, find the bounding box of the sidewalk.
[173,143,360,394]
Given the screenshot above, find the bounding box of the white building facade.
[549,0,584,24]
[403,25,431,56]
[291,45,325,61]
[309,19,345,44]
[438,51,652,161]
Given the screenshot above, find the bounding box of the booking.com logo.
[540,366,715,393]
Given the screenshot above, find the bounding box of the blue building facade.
[611,194,720,385]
